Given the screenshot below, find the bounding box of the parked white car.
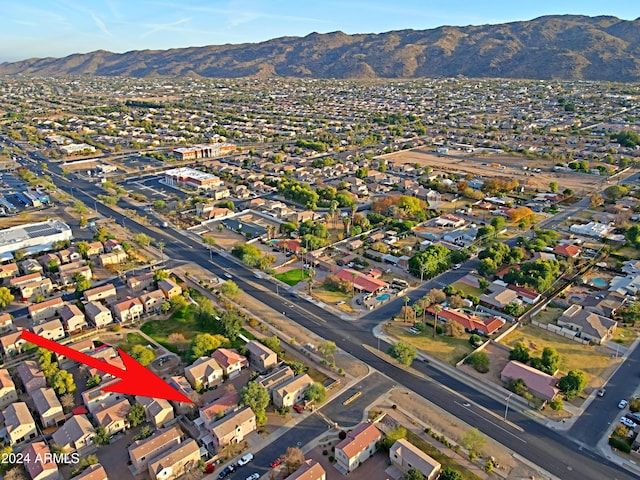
[238,454,254,467]
[618,399,628,409]
[621,417,637,428]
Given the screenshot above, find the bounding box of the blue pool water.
[590,277,607,288]
[376,293,390,301]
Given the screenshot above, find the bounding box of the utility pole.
[504,392,514,421]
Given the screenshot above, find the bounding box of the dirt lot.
[384,148,618,193]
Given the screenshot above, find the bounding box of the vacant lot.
[384,148,609,193]
[311,286,356,314]
[385,323,473,365]
[500,324,619,389]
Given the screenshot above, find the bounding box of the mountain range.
[2,15,640,81]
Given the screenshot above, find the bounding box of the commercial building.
[0,219,73,260]
[171,143,235,161]
[163,167,225,190]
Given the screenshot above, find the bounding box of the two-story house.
[147,439,200,480]
[2,402,37,445]
[158,278,182,299]
[28,297,64,323]
[246,341,278,372]
[0,368,18,409]
[198,391,240,430]
[285,459,326,480]
[93,397,131,435]
[60,304,88,333]
[74,464,108,480]
[211,348,247,378]
[128,425,183,474]
[23,442,60,480]
[83,284,117,303]
[389,439,441,480]
[112,297,143,323]
[51,414,95,452]
[84,301,114,328]
[184,356,223,390]
[272,374,313,408]
[17,360,46,395]
[135,396,175,429]
[127,272,155,293]
[33,318,65,341]
[335,422,382,473]
[19,277,53,301]
[82,378,125,413]
[0,329,27,357]
[210,406,256,449]
[139,290,166,314]
[32,387,65,428]
[0,313,13,332]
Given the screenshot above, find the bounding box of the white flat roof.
[163,167,220,182]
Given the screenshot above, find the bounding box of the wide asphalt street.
[39,158,640,480]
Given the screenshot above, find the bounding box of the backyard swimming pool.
[376,293,390,301]
[590,277,608,288]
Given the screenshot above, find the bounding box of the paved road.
[38,158,639,480]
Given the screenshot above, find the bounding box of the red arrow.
[21,330,193,404]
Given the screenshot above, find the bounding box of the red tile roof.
[553,244,581,258]
[336,423,382,458]
[335,268,387,293]
[429,307,505,334]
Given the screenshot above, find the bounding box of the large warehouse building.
[0,219,73,260]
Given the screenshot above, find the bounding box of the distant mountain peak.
[1,15,639,81]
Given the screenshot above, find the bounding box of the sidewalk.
[373,324,640,478]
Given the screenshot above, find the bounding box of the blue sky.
[1,0,637,62]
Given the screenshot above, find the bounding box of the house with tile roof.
[246,340,278,372]
[82,378,126,413]
[93,397,131,435]
[59,264,92,286]
[9,272,42,288]
[334,268,388,293]
[33,318,65,341]
[390,439,441,480]
[0,312,12,332]
[127,272,155,293]
[0,329,27,357]
[500,361,559,401]
[28,297,64,323]
[60,303,88,333]
[285,459,326,480]
[19,277,53,301]
[198,390,240,429]
[147,439,201,480]
[83,284,117,303]
[335,422,382,473]
[557,304,617,345]
[23,441,60,480]
[2,401,37,445]
[84,301,114,328]
[112,297,143,323]
[16,360,46,395]
[135,396,175,429]
[139,289,166,314]
[74,464,108,480]
[553,243,582,258]
[210,406,256,449]
[0,368,17,409]
[0,262,18,280]
[211,348,247,378]
[479,285,519,310]
[185,356,224,390]
[272,374,314,408]
[167,376,199,414]
[52,414,95,452]
[32,387,65,427]
[128,425,183,473]
[429,307,505,335]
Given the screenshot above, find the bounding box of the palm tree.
[419,262,428,283]
[342,216,351,236]
[420,296,431,325]
[351,203,358,222]
[156,241,165,263]
[432,304,442,338]
[403,296,410,323]
[351,272,358,297]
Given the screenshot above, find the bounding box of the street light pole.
[504,392,514,421]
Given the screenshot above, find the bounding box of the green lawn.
[500,324,614,386]
[612,325,639,348]
[450,281,483,297]
[275,269,310,286]
[117,332,149,353]
[385,324,473,365]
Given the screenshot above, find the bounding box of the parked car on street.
[246,474,260,480]
[238,454,254,467]
[621,417,637,428]
[618,399,628,409]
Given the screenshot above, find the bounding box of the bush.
[322,450,328,456]
[464,351,490,373]
[628,397,640,413]
[549,397,564,411]
[328,456,335,463]
[609,436,631,453]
